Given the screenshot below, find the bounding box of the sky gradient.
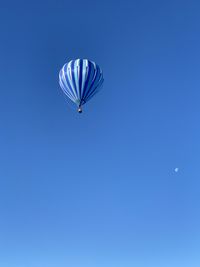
[0,1,200,266]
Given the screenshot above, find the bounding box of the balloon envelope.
[59,59,104,111]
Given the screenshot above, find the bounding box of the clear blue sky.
[0,1,200,266]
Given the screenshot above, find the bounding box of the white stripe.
[67,61,78,100]
[75,59,80,99]
[61,68,76,101]
[81,59,89,99]
[59,73,76,102]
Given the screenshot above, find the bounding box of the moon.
[174,168,179,173]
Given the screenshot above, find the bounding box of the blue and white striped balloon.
[59,59,104,113]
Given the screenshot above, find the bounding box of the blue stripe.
[78,59,83,102]
[74,59,80,100]
[81,61,92,100]
[84,74,104,102]
[81,61,96,100]
[83,66,101,101]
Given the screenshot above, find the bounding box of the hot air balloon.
[59,59,104,113]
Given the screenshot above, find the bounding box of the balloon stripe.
[80,59,88,102]
[74,59,80,100]
[60,67,77,101]
[78,59,83,101]
[81,60,93,100]
[82,61,96,99]
[65,62,77,99]
[70,60,80,103]
[59,75,76,102]
[85,76,104,102]
[83,66,101,101]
